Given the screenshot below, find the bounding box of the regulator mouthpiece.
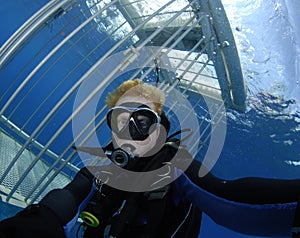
[107,148,135,168]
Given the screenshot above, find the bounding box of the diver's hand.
[0,204,65,238]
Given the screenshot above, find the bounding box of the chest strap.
[108,186,170,237]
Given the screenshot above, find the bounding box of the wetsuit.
[1,141,300,238]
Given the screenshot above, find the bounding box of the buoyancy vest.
[79,140,202,238]
[82,185,169,237]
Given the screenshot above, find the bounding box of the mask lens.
[107,108,131,133]
[133,109,158,134]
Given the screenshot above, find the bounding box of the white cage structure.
[0,0,246,207]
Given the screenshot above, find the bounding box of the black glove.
[0,204,65,238]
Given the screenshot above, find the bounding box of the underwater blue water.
[0,0,300,238]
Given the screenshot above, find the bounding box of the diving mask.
[107,104,161,141]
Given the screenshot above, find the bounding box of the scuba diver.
[1,79,300,238]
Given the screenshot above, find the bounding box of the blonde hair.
[105,79,165,115]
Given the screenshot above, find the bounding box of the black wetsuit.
[1,142,300,238]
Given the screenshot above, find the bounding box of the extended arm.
[177,159,300,236]
[186,159,300,204]
[0,167,95,238]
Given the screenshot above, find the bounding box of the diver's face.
[110,96,161,157]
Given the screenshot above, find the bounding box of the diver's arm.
[176,168,298,237]
[173,149,300,236]
[186,159,300,204]
[0,167,95,238]
[40,167,95,224]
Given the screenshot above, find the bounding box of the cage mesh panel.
[0,130,71,204]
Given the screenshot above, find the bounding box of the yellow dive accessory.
[79,211,99,227]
